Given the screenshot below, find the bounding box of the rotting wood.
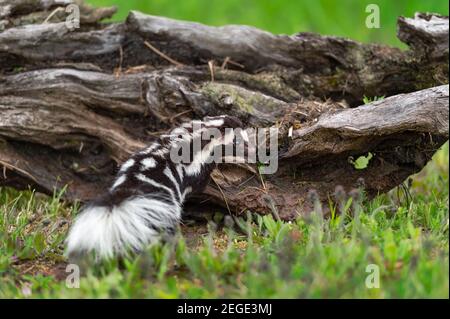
[0,0,448,219]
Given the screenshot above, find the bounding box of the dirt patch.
[12,258,68,281]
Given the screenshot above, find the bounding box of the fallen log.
[0,0,448,219]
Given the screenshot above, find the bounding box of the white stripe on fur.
[135,173,178,205]
[204,119,224,127]
[181,186,192,201]
[139,143,160,155]
[110,174,126,190]
[163,166,182,200]
[119,159,135,173]
[184,130,235,176]
[141,157,157,169]
[176,165,184,180]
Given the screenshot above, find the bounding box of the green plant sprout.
[349,152,373,170]
[363,95,385,104]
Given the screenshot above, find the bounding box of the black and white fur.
[66,115,243,260]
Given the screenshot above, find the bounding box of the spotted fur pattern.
[66,115,243,260]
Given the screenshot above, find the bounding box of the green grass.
[1,143,448,298]
[87,0,448,47]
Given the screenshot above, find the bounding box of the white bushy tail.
[65,195,181,260]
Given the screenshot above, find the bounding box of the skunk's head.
[166,115,245,143]
[162,115,248,166]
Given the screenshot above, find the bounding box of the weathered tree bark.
[0,0,448,219]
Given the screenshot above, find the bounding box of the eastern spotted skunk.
[66,115,244,260]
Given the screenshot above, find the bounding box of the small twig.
[221,57,230,69]
[208,60,215,82]
[124,65,149,74]
[256,166,267,192]
[0,160,38,183]
[221,56,245,69]
[143,40,184,67]
[78,141,84,153]
[43,7,64,24]
[292,110,309,117]
[227,59,245,68]
[170,109,194,123]
[236,185,267,196]
[211,175,232,215]
[114,46,124,78]
[22,264,36,274]
[236,175,256,188]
